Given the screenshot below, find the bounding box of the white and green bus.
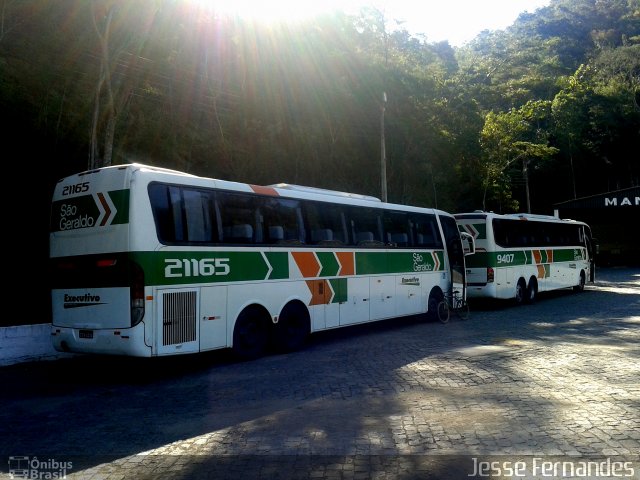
[50,163,473,359]
[455,212,596,304]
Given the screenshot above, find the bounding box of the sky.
[375,0,552,46]
[203,0,552,47]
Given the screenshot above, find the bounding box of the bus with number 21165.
[50,163,474,359]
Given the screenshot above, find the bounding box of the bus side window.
[268,226,285,242]
[149,184,179,243]
[383,211,411,247]
[303,201,346,246]
[217,191,257,244]
[259,197,303,245]
[347,207,383,246]
[183,189,215,243]
[412,214,442,249]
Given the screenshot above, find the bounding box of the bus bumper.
[51,322,151,357]
[466,282,498,299]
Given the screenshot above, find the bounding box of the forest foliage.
[2,0,638,214]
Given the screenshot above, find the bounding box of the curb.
[0,324,75,367]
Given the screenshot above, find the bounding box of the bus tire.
[515,278,527,305]
[426,288,444,321]
[232,306,269,360]
[526,277,538,303]
[272,301,310,353]
[573,270,586,292]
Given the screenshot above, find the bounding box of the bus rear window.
[50,253,133,289]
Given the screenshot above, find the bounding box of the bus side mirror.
[460,232,475,256]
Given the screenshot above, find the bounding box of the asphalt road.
[1,267,639,479]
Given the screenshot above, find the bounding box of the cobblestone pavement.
[1,268,639,479]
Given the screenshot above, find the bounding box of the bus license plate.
[79,330,93,339]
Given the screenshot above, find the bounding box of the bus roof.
[455,211,587,225]
[59,163,447,216]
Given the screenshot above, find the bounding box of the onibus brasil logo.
[7,456,73,479]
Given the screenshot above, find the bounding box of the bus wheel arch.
[515,278,527,305]
[573,270,586,292]
[232,304,270,360]
[427,287,445,321]
[272,300,311,353]
[526,277,538,303]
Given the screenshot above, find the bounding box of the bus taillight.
[487,267,495,283]
[96,258,118,268]
[130,260,145,327]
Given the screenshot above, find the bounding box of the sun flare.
[189,0,362,24]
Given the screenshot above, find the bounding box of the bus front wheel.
[427,288,444,321]
[573,271,586,292]
[232,306,269,360]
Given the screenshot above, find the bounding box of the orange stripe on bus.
[533,250,542,264]
[249,185,279,196]
[292,252,321,278]
[537,264,546,278]
[336,252,355,276]
[305,279,330,305]
[97,192,112,226]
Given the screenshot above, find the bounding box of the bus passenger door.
[585,229,596,282]
[438,215,467,298]
[200,286,228,350]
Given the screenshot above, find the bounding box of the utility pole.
[523,157,531,213]
[380,91,387,202]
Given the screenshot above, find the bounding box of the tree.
[480,101,558,212]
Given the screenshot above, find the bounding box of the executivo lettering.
[63,293,105,308]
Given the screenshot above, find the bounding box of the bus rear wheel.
[272,301,310,353]
[232,306,269,360]
[515,278,527,306]
[526,277,538,303]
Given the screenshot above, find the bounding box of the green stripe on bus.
[265,252,288,280]
[131,250,446,286]
[316,252,340,277]
[329,278,347,303]
[108,189,130,225]
[356,251,444,275]
[51,195,100,232]
[554,248,584,262]
[50,189,130,232]
[465,248,586,269]
[132,251,271,286]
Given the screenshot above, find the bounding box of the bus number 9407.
[496,253,515,264]
[165,258,230,278]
